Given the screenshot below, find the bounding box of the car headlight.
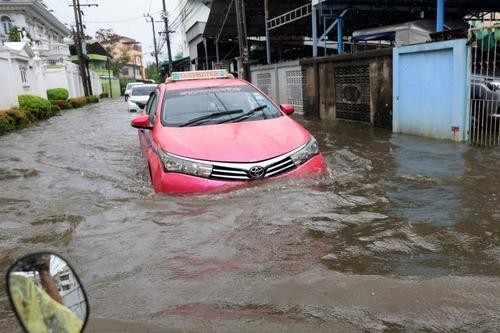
[158,150,213,178]
[290,136,320,166]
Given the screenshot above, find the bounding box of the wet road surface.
[1,98,500,332]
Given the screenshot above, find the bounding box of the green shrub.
[0,112,16,135]
[0,109,40,135]
[99,92,109,98]
[50,100,73,110]
[50,100,66,108]
[86,95,99,103]
[18,95,54,119]
[69,97,87,108]
[46,88,69,101]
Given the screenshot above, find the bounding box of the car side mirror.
[6,252,89,333]
[131,115,152,129]
[280,104,295,115]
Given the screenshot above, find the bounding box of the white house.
[0,0,101,108]
[0,41,44,108]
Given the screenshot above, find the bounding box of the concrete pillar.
[312,5,318,57]
[337,17,344,55]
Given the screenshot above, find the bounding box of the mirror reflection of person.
[10,259,83,333]
[36,255,64,305]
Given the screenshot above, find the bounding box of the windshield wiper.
[218,105,268,124]
[178,109,243,127]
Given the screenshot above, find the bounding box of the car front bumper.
[128,100,140,112]
[152,154,328,195]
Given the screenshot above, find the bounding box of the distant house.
[99,35,145,80]
[69,41,121,97]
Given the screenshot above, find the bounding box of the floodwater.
[1,99,500,332]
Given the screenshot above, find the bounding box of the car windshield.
[161,85,282,127]
[131,86,155,96]
[127,83,142,89]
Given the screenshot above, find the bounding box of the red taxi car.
[131,70,327,194]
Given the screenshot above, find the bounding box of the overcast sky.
[43,0,183,64]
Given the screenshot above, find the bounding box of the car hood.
[155,116,310,162]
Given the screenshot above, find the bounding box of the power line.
[85,10,162,24]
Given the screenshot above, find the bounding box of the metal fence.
[469,24,500,146]
[250,60,305,114]
[334,64,371,122]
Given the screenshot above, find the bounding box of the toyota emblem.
[248,166,265,179]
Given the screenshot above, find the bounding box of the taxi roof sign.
[167,70,233,83]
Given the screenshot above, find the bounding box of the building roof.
[69,41,112,59]
[3,41,35,59]
[204,0,500,40]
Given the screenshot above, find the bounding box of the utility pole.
[71,0,88,96]
[161,0,173,76]
[234,0,248,80]
[144,14,159,76]
[264,0,271,64]
[70,0,98,96]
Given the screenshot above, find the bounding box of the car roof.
[131,83,157,88]
[162,78,247,91]
[127,82,144,87]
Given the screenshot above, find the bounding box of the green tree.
[95,28,131,77]
[8,26,21,42]
[145,62,161,82]
[9,26,32,42]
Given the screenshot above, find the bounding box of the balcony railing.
[37,42,70,58]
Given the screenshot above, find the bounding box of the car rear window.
[161,85,282,127]
[131,85,156,96]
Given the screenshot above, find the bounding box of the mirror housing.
[280,104,295,115]
[131,115,152,129]
[6,252,89,333]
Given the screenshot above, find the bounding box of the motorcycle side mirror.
[6,252,89,333]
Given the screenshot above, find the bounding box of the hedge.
[86,95,99,103]
[1,94,100,136]
[18,95,54,119]
[69,97,87,108]
[0,109,40,135]
[50,100,73,110]
[46,88,69,101]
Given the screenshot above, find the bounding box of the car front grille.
[210,156,296,181]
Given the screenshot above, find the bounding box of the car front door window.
[147,91,159,124]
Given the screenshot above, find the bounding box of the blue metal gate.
[393,39,469,141]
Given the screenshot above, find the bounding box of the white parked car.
[127,84,157,112]
[123,82,144,101]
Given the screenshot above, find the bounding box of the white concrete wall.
[0,51,32,108]
[0,55,102,109]
[64,62,84,98]
[44,66,68,93]
[90,71,102,96]
[0,53,16,108]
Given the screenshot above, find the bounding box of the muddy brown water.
[1,99,499,332]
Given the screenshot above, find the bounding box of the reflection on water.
[0,100,499,331]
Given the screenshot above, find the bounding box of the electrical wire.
[85,10,162,24]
